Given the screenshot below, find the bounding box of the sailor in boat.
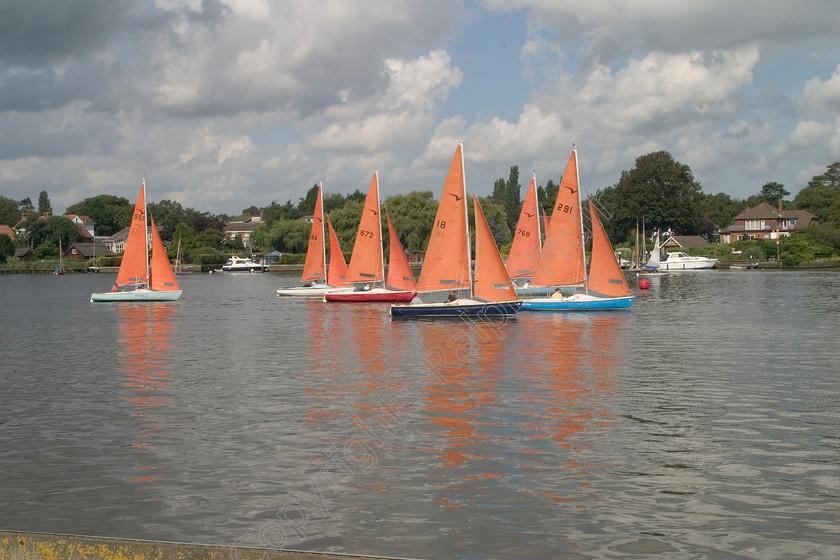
[550,288,563,299]
[445,290,458,303]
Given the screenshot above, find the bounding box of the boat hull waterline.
[324,289,415,303]
[276,284,334,297]
[521,294,635,311]
[91,289,183,303]
[390,299,522,318]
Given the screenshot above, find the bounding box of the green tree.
[383,191,439,253]
[470,196,511,249]
[537,179,559,216]
[66,194,133,237]
[793,162,840,226]
[297,184,321,216]
[197,228,225,249]
[267,219,312,253]
[792,184,838,224]
[19,197,34,214]
[261,200,297,226]
[758,181,790,205]
[0,196,20,226]
[327,200,364,251]
[606,151,705,240]
[491,166,521,232]
[808,161,840,190]
[147,199,189,241]
[702,192,747,230]
[172,223,201,256]
[28,216,82,253]
[0,233,14,262]
[38,190,52,215]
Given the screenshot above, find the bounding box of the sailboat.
[90,180,182,302]
[324,172,416,303]
[638,230,666,276]
[521,147,634,311]
[390,141,521,318]
[507,173,542,284]
[276,183,348,297]
[518,149,586,298]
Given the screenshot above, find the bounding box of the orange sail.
[345,172,384,284]
[384,208,416,291]
[473,194,518,302]
[116,181,149,287]
[506,173,541,278]
[326,215,348,286]
[586,198,631,297]
[532,149,585,287]
[416,142,470,293]
[148,216,180,292]
[301,183,326,283]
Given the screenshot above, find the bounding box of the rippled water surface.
[1,270,838,559]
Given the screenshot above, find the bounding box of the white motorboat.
[659,251,717,270]
[221,256,265,272]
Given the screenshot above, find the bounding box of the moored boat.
[221,255,265,272]
[658,251,717,270]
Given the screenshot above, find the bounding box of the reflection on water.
[118,304,176,482]
[2,272,840,559]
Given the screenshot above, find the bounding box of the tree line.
[3,153,840,265]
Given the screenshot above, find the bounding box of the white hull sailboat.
[91,180,182,302]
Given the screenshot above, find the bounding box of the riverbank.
[0,531,390,560]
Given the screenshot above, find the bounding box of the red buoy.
[639,278,650,290]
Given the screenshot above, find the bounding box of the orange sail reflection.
[301,300,405,477]
[417,312,628,508]
[118,303,175,482]
[419,320,511,469]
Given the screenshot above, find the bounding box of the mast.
[142,178,150,288]
[533,172,542,248]
[459,140,473,297]
[319,182,326,281]
[375,170,385,284]
[572,145,587,293]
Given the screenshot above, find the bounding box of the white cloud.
[802,64,840,111]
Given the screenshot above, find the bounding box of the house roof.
[734,202,782,220]
[663,235,709,248]
[65,214,94,224]
[224,220,261,233]
[0,224,14,240]
[65,243,116,258]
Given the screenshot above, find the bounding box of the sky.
[1,0,839,216]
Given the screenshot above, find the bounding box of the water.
[1,270,838,559]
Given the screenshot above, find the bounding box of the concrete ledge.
[0,531,393,560]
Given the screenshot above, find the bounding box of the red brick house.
[719,202,818,243]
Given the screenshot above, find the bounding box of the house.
[64,214,95,240]
[105,226,159,253]
[15,248,33,261]
[0,224,15,241]
[63,242,116,261]
[719,202,818,243]
[224,216,263,248]
[661,233,710,252]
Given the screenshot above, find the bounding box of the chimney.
[778,199,783,215]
